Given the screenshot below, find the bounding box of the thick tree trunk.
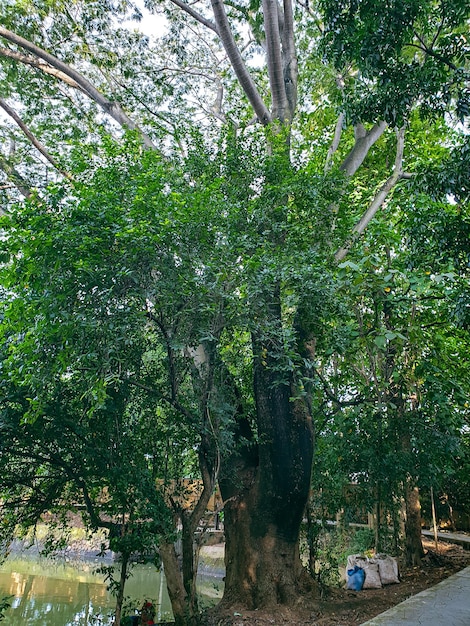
[219,330,315,609]
[222,487,312,608]
[404,484,425,566]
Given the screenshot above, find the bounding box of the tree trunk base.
[220,523,318,612]
[201,587,321,626]
[404,485,425,567]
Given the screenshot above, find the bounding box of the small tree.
[0,138,226,623]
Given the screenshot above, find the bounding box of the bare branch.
[296,0,323,33]
[168,0,218,33]
[262,0,288,121]
[335,126,407,261]
[209,78,228,123]
[0,152,31,198]
[0,26,156,149]
[105,71,187,138]
[339,121,388,176]
[314,367,365,408]
[210,0,271,124]
[324,111,345,172]
[0,99,73,180]
[281,0,297,120]
[0,46,82,89]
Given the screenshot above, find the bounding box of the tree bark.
[262,0,288,122]
[159,542,188,626]
[114,552,129,626]
[339,122,387,176]
[219,324,315,609]
[335,127,405,261]
[180,512,199,621]
[179,447,216,623]
[222,488,313,608]
[404,484,425,566]
[210,0,270,124]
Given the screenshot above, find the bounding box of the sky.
[125,2,169,38]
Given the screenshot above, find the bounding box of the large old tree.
[0,0,469,616]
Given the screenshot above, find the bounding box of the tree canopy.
[0,0,469,621]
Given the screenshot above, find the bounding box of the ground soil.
[202,538,470,626]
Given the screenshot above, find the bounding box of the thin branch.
[409,30,458,71]
[104,72,182,136]
[0,26,156,149]
[335,126,407,261]
[430,14,446,49]
[314,367,364,408]
[421,47,459,72]
[324,111,345,172]
[0,152,31,198]
[147,309,182,405]
[296,0,323,33]
[413,29,428,49]
[0,99,73,180]
[168,0,218,33]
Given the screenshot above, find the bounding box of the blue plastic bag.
[346,565,365,591]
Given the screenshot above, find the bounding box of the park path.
[361,565,470,625]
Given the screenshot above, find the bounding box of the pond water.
[0,553,224,625]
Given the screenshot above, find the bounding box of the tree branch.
[335,126,407,261]
[209,78,228,123]
[324,111,345,172]
[0,26,156,149]
[314,367,364,408]
[339,121,387,176]
[168,0,218,32]
[262,0,288,121]
[209,0,271,124]
[411,28,459,71]
[191,436,218,534]
[0,152,31,198]
[0,99,73,180]
[0,46,82,89]
[281,0,297,121]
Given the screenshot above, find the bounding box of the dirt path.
[202,538,470,626]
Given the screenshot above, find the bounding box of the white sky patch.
[126,2,169,38]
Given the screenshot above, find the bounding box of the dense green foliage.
[0,0,469,618]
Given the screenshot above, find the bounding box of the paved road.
[360,565,470,625]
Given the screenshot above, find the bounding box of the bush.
[0,596,12,622]
[305,526,387,587]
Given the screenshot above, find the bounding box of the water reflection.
[0,556,177,625]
